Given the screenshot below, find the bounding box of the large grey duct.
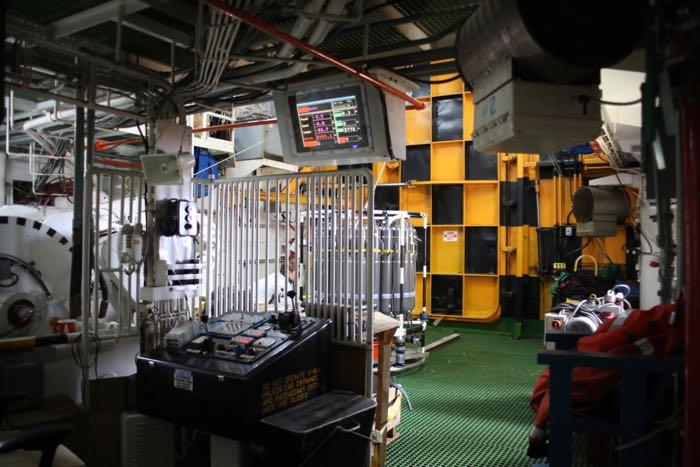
[572,186,630,224]
[455,0,643,85]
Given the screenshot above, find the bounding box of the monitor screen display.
[289,86,370,153]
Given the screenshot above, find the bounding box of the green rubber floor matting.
[387,325,548,467]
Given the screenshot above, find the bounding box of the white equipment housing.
[471,58,602,154]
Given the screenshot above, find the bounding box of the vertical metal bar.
[249,181,254,311]
[206,178,214,316]
[323,175,333,318]
[242,180,247,310]
[255,180,261,313]
[318,176,324,317]
[246,181,255,311]
[265,179,270,311]
[294,178,300,301]
[308,177,315,312]
[358,175,365,342]
[241,181,250,309]
[80,169,92,408]
[247,181,253,311]
[303,176,310,314]
[127,176,135,328]
[231,182,239,309]
[197,182,205,315]
[116,176,125,334]
[106,177,114,270]
[237,182,243,310]
[230,183,236,312]
[225,184,232,314]
[274,178,280,314]
[214,183,221,316]
[135,177,144,334]
[315,176,322,314]
[71,64,85,323]
[548,365,573,467]
[285,179,290,306]
[344,175,350,341]
[331,175,339,339]
[324,176,330,322]
[365,172,375,393]
[351,175,357,341]
[93,174,101,334]
[219,183,226,316]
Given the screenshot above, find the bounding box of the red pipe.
[192,117,278,133]
[93,157,143,169]
[94,137,142,151]
[682,84,700,467]
[200,0,427,110]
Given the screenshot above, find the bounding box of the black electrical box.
[155,199,199,237]
[136,313,332,440]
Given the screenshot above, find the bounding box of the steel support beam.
[48,0,151,39]
[201,0,426,109]
[69,68,86,319]
[6,84,148,122]
[119,13,194,48]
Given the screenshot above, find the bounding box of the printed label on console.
[260,367,320,414]
[174,369,193,391]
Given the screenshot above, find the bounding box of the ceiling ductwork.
[455,0,643,85]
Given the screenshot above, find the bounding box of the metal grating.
[319,26,410,58]
[394,0,478,36]
[387,329,586,466]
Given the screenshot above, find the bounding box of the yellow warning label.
[260,367,320,415]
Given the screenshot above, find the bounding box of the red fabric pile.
[528,303,684,455]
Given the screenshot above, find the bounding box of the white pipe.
[205,0,332,94]
[0,147,5,207]
[22,96,133,133]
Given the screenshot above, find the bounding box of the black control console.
[136,312,332,439]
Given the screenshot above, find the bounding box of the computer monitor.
[274,73,414,166]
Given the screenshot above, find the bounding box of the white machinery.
[545,284,633,335]
[455,0,642,154]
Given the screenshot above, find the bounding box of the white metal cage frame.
[193,168,375,346]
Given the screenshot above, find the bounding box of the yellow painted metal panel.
[528,226,540,276]
[499,226,527,277]
[464,184,499,226]
[463,276,500,319]
[431,74,464,96]
[406,99,431,145]
[373,161,400,184]
[463,92,474,141]
[431,141,465,181]
[582,226,628,265]
[430,227,464,274]
[401,185,431,224]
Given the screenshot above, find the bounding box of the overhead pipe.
[84,118,277,151]
[200,0,426,110]
[233,0,350,86]
[216,0,326,88]
[193,117,277,133]
[94,137,142,151]
[7,84,147,122]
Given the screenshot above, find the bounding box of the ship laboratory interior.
[0,1,699,466]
